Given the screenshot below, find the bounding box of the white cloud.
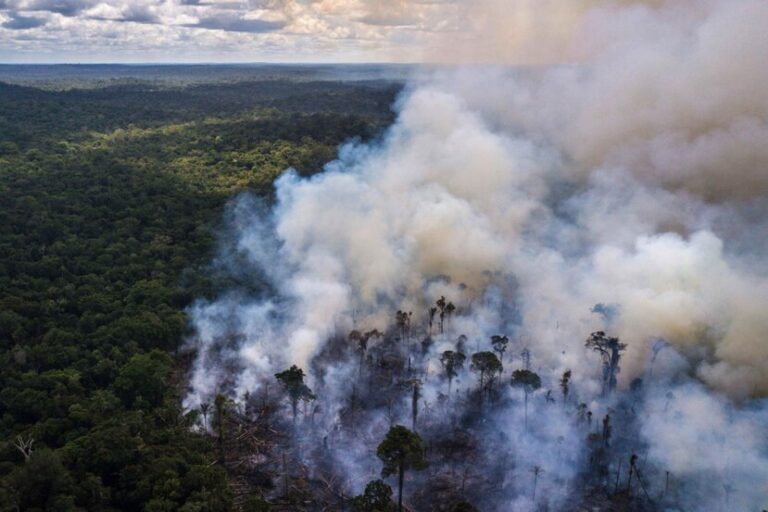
[0,0,463,61]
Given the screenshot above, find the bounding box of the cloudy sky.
[0,0,472,63]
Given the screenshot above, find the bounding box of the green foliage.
[242,496,272,512]
[275,365,316,420]
[113,350,172,409]
[351,479,394,512]
[510,369,542,394]
[470,351,503,391]
[7,448,74,511]
[376,425,427,479]
[376,425,426,512]
[0,75,392,511]
[510,369,542,429]
[450,502,479,512]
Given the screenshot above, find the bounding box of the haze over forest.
[1,0,768,511]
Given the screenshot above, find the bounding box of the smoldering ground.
[183,0,768,509]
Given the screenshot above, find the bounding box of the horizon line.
[0,61,429,66]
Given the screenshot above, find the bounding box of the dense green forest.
[0,73,399,511]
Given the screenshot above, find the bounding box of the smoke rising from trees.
[184,0,768,509]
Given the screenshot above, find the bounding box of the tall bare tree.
[511,369,541,430]
[435,296,456,334]
[377,425,427,512]
[585,331,627,395]
[395,311,412,341]
[531,465,544,501]
[350,329,382,375]
[199,402,210,431]
[470,351,503,401]
[275,365,316,422]
[560,369,572,402]
[428,307,437,336]
[439,350,466,394]
[13,435,34,461]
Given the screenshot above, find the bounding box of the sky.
[0,0,470,63]
[0,0,619,64]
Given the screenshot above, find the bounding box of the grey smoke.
[184,0,768,509]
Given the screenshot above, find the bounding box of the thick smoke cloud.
[184,0,768,509]
[442,0,768,199]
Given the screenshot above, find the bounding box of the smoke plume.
[184,0,768,509]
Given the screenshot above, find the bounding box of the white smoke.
[184,0,768,508]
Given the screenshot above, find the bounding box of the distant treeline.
[0,78,401,150]
[0,63,416,89]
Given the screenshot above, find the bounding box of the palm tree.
[435,296,456,334]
